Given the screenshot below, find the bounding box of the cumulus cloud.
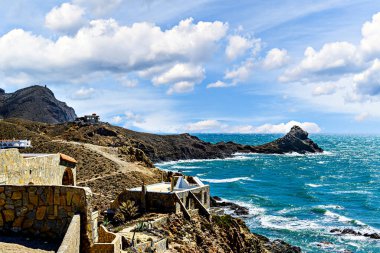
[224,59,254,84]
[312,83,337,96]
[360,12,380,59]
[262,48,289,69]
[353,59,380,96]
[111,115,123,123]
[152,63,205,94]
[355,112,370,122]
[183,120,321,133]
[281,42,358,82]
[207,80,230,88]
[225,35,260,60]
[0,18,227,94]
[45,3,85,33]
[72,87,95,99]
[254,121,321,133]
[185,120,224,132]
[73,0,122,16]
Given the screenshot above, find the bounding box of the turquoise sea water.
[156,134,380,253]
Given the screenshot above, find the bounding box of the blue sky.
[1,0,380,134]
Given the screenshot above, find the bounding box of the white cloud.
[224,59,254,84]
[254,121,321,133]
[262,48,289,69]
[207,80,230,88]
[183,120,321,133]
[185,120,224,132]
[167,81,196,95]
[225,35,260,60]
[360,12,380,59]
[0,18,227,94]
[125,111,144,123]
[111,115,123,123]
[355,112,370,122]
[353,59,380,96]
[72,87,95,99]
[73,0,122,16]
[45,3,85,33]
[281,42,358,82]
[118,77,138,88]
[152,63,205,94]
[312,83,337,96]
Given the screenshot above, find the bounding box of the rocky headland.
[0,86,76,123]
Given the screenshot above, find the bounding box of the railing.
[189,191,211,220]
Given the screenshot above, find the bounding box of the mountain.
[0,85,76,123]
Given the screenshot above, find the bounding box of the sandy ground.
[0,236,59,253]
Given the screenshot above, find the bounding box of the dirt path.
[52,140,157,184]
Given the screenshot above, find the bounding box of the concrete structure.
[0,149,77,186]
[0,148,111,253]
[0,139,32,149]
[114,176,211,220]
[76,113,100,125]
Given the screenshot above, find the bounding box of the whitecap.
[306,183,323,188]
[259,215,322,231]
[216,197,265,216]
[201,177,253,183]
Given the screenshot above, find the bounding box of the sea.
[156,134,380,253]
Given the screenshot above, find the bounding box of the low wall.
[0,149,76,186]
[90,225,121,253]
[114,185,210,214]
[57,215,81,253]
[0,185,94,252]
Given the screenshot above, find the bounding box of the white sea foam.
[306,183,323,188]
[217,197,265,216]
[316,204,344,210]
[171,165,202,169]
[259,215,322,231]
[202,177,253,183]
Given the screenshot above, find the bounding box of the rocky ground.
[162,213,301,253]
[0,235,59,253]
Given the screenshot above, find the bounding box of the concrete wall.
[0,185,94,252]
[0,149,76,186]
[90,225,122,253]
[57,215,81,253]
[114,185,210,214]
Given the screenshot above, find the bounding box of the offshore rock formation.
[0,85,76,123]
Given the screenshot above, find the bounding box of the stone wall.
[57,214,81,253]
[0,185,94,252]
[0,149,76,186]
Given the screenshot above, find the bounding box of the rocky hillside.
[7,119,322,162]
[0,119,162,211]
[0,85,76,123]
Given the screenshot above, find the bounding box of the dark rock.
[211,196,249,216]
[330,228,380,240]
[0,85,76,124]
[126,125,324,162]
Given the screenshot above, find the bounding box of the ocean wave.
[201,177,253,183]
[306,183,323,188]
[332,190,372,195]
[171,165,202,169]
[217,197,266,216]
[259,215,322,231]
[155,155,252,166]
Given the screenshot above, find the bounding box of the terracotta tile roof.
[59,153,77,164]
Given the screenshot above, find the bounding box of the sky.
[1,0,380,134]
